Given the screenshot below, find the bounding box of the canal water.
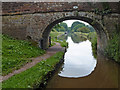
[46,36,119,88]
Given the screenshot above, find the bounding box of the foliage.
[53,24,61,29]
[105,34,120,63]
[72,24,84,32]
[94,6,111,17]
[67,27,71,33]
[52,22,68,32]
[59,22,68,31]
[58,26,66,32]
[50,32,64,41]
[71,32,88,43]
[71,21,85,30]
[59,40,68,48]
[2,35,45,75]
[50,32,68,47]
[2,52,64,88]
[86,25,95,32]
[88,32,97,58]
[76,26,90,33]
[70,21,94,33]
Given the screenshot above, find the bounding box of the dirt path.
[1,42,65,82]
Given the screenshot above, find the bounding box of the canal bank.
[38,52,65,89]
[2,42,66,88]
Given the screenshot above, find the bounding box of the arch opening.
[42,16,107,53]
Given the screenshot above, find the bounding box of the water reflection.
[57,34,67,41]
[71,33,87,43]
[46,35,119,88]
[58,37,97,78]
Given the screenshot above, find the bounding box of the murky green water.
[46,35,119,88]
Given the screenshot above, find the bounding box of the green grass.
[2,35,45,75]
[50,32,64,40]
[88,32,97,58]
[57,40,68,48]
[50,32,68,47]
[2,51,64,88]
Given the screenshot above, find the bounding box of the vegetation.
[105,34,120,63]
[86,25,95,32]
[50,21,95,47]
[50,32,64,41]
[2,51,64,88]
[58,40,68,48]
[70,21,94,33]
[50,32,68,47]
[88,32,97,58]
[2,35,45,75]
[72,24,85,32]
[71,32,88,43]
[76,27,90,33]
[52,22,68,32]
[71,21,85,30]
[52,21,94,34]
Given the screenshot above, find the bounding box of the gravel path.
[1,42,64,82]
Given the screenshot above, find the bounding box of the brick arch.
[42,16,107,52]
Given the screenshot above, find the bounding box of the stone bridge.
[2,2,120,53]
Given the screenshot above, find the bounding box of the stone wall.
[2,2,119,15]
[2,2,120,52]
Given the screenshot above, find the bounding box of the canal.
[46,36,119,88]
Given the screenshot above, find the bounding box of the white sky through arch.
[63,20,89,27]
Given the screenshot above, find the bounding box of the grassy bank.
[50,32,64,40]
[50,32,68,47]
[88,32,97,58]
[2,51,64,88]
[2,35,45,75]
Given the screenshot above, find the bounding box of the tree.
[58,26,66,32]
[59,22,68,31]
[72,24,85,32]
[86,25,95,32]
[71,21,85,30]
[77,26,90,33]
[52,22,68,32]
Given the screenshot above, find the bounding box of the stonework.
[2,2,120,52]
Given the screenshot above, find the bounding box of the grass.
[57,40,68,48]
[50,32,68,47]
[2,51,64,88]
[2,34,45,75]
[50,32,64,40]
[87,32,97,58]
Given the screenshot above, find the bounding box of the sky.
[63,20,89,27]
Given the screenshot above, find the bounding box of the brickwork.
[2,2,120,52]
[2,2,119,15]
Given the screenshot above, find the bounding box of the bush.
[105,34,120,63]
